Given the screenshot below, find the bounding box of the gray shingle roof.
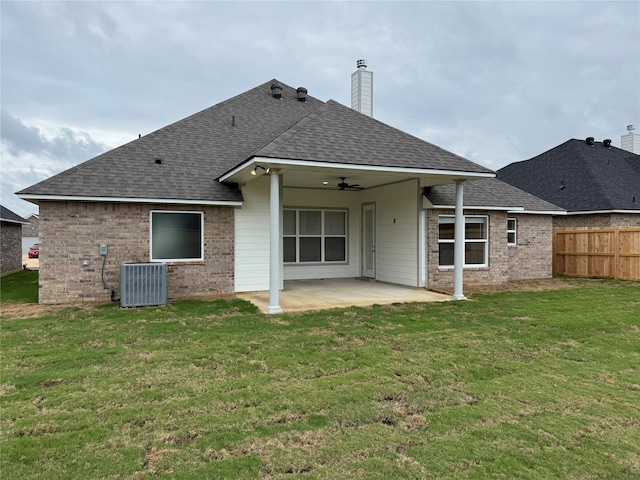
[19,80,493,203]
[256,100,493,173]
[497,139,640,212]
[1,205,28,224]
[425,178,564,212]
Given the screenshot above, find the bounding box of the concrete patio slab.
[236,278,451,313]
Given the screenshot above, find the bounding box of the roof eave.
[427,204,565,215]
[0,218,29,225]
[519,210,567,215]
[564,209,640,215]
[429,205,524,212]
[17,194,243,207]
[219,156,496,184]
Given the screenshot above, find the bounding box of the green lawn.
[1,273,639,479]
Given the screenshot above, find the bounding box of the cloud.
[0,108,110,216]
[1,107,109,164]
[1,0,638,216]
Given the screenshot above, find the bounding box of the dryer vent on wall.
[120,263,167,307]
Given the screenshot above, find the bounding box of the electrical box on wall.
[100,244,108,256]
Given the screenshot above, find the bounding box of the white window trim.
[438,215,489,269]
[150,210,204,263]
[284,208,348,264]
[507,217,517,246]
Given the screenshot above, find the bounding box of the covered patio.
[237,278,451,313]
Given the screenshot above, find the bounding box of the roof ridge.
[254,102,331,157]
[571,140,616,210]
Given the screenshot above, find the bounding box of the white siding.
[360,180,420,286]
[351,69,373,117]
[235,178,423,291]
[234,178,271,292]
[283,188,360,280]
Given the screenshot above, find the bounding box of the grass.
[1,273,639,479]
[0,270,38,304]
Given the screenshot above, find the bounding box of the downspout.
[452,180,467,300]
[267,169,283,313]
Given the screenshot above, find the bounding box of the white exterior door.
[362,203,375,278]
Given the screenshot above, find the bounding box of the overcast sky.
[2,0,639,217]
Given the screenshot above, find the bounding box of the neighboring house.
[497,137,640,228]
[1,205,28,276]
[18,79,554,310]
[21,213,39,254]
[424,178,564,289]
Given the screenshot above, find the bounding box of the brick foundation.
[38,201,234,304]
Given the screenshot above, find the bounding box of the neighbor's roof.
[425,178,565,214]
[18,79,493,204]
[1,205,28,224]
[497,139,640,212]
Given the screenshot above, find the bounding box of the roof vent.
[585,137,595,146]
[603,139,612,147]
[154,157,162,165]
[296,87,307,102]
[271,83,283,99]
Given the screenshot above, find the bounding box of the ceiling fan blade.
[326,177,364,190]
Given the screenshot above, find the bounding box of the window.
[507,218,517,245]
[150,211,203,262]
[438,215,488,267]
[284,209,347,263]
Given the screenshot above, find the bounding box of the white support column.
[267,169,283,313]
[452,180,467,300]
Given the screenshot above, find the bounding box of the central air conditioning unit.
[120,262,167,307]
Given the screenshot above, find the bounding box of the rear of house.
[18,79,560,309]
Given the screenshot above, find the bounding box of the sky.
[2,0,639,218]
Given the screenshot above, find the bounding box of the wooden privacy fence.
[553,227,640,280]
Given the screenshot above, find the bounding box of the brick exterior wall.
[38,201,234,304]
[427,209,553,290]
[553,213,640,228]
[1,221,24,276]
[507,214,553,281]
[22,214,39,237]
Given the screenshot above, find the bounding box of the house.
[497,137,640,228]
[1,205,28,276]
[18,77,559,310]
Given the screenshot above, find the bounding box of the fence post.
[614,227,620,280]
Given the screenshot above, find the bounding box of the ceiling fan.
[325,177,364,190]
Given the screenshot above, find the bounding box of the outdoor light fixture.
[250,165,270,176]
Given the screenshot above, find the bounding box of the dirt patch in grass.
[0,301,97,319]
[433,277,583,296]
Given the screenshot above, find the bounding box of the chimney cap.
[627,124,636,132]
[356,59,367,69]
